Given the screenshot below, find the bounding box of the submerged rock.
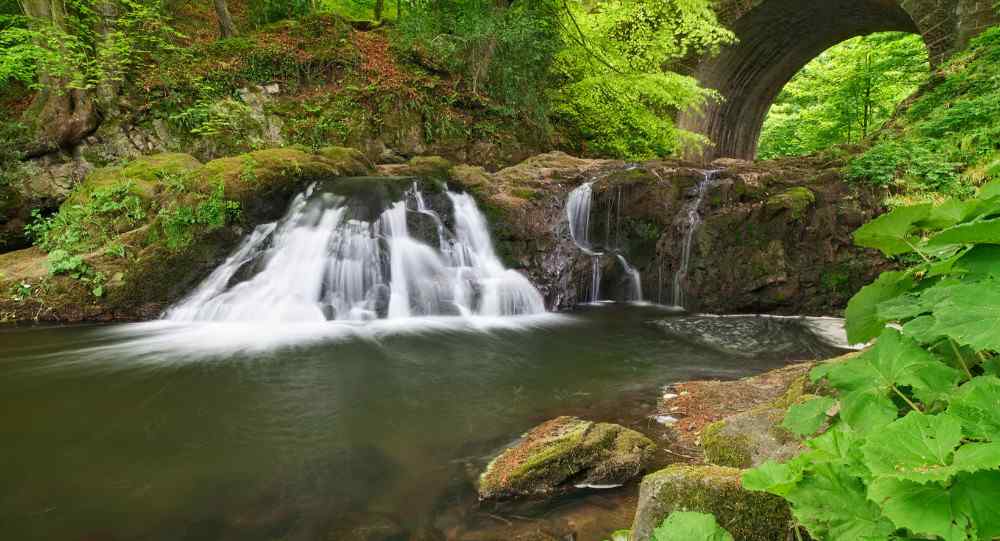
[630,465,791,541]
[478,416,656,501]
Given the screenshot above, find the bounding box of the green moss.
[74,153,203,204]
[479,416,655,500]
[766,187,815,219]
[317,146,374,176]
[604,167,658,186]
[632,465,792,541]
[701,421,753,469]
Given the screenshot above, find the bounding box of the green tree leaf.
[853,204,931,256]
[783,396,837,436]
[651,511,734,541]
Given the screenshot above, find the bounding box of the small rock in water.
[653,414,677,426]
[478,416,656,500]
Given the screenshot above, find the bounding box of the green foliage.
[249,0,315,26]
[46,248,106,297]
[153,183,241,249]
[759,32,928,160]
[744,178,1000,540]
[26,181,146,254]
[395,0,563,128]
[0,0,181,91]
[652,512,734,541]
[552,0,733,159]
[847,27,1000,198]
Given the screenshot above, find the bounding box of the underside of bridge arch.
[680,0,928,161]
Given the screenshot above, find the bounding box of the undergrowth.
[742,177,1000,541]
[847,27,1000,201]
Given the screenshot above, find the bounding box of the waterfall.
[566,178,645,304]
[616,254,643,302]
[165,183,545,322]
[567,181,603,303]
[672,171,719,308]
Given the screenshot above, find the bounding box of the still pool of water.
[0,305,846,540]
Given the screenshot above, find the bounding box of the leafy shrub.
[603,512,733,541]
[743,177,1000,540]
[46,249,106,297]
[153,183,241,249]
[26,181,147,253]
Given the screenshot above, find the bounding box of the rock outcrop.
[629,465,791,541]
[478,416,656,501]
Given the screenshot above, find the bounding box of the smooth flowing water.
[566,181,644,304]
[0,306,847,540]
[672,171,719,308]
[168,183,544,323]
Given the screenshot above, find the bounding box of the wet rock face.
[478,416,656,501]
[472,152,887,316]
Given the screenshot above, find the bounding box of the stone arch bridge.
[682,0,998,160]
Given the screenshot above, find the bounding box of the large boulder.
[630,465,791,541]
[478,416,656,500]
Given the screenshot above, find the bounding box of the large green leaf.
[787,463,895,541]
[651,512,734,541]
[818,329,957,433]
[853,203,931,256]
[953,244,1000,278]
[868,471,1000,541]
[782,396,836,436]
[867,478,966,541]
[947,376,1000,440]
[927,218,1000,247]
[861,412,964,483]
[927,279,1000,351]
[919,198,983,230]
[741,459,805,497]
[845,271,915,343]
[950,470,1000,540]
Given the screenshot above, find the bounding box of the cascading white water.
[616,254,643,302]
[566,181,603,303]
[566,179,645,304]
[672,171,719,308]
[165,183,545,323]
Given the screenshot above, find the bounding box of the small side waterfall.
[566,179,644,304]
[567,181,603,303]
[616,254,643,302]
[672,170,719,308]
[165,182,545,322]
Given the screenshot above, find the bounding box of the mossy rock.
[765,187,815,219]
[701,406,802,469]
[73,153,203,204]
[630,465,791,541]
[398,156,454,181]
[603,167,659,186]
[449,164,491,190]
[478,416,656,501]
[317,146,375,177]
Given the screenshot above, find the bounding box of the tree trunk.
[374,0,384,21]
[19,0,101,155]
[214,0,238,39]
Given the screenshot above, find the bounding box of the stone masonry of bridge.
[683,0,998,160]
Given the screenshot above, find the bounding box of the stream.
[0,306,846,540]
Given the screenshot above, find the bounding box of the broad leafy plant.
[743,178,1000,540]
